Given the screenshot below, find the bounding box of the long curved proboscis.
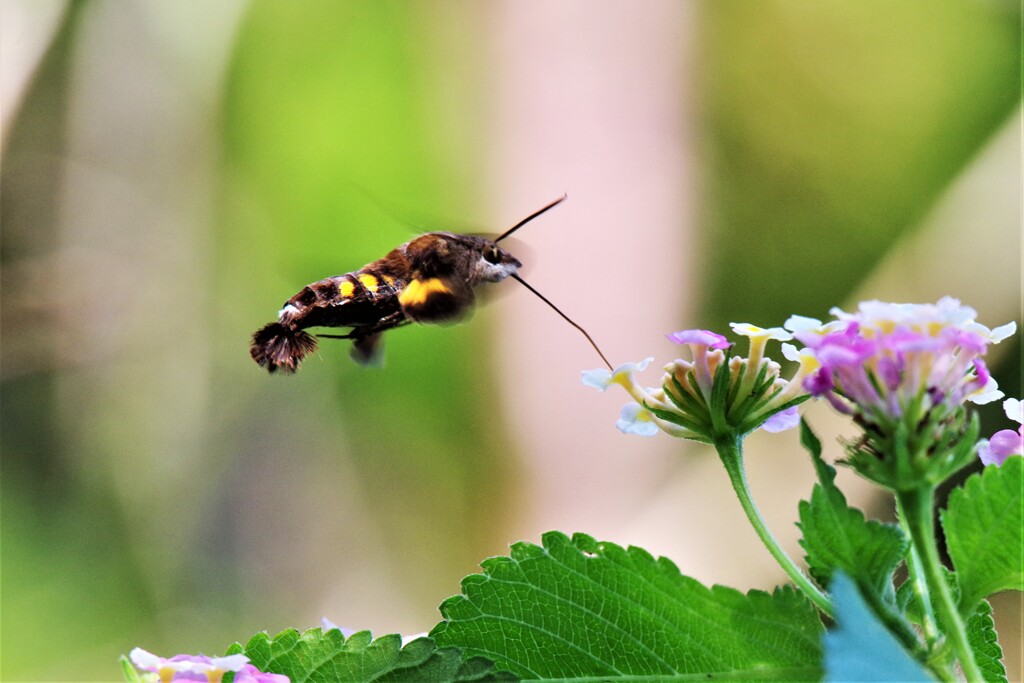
[510,273,612,370]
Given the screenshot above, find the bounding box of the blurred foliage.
[699,0,1020,328]
[221,0,516,605]
[1,3,152,677]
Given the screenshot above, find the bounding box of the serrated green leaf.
[799,420,826,483]
[432,531,823,680]
[823,573,932,682]
[942,457,1024,612]
[966,600,1008,683]
[798,485,908,594]
[237,628,512,683]
[797,421,908,595]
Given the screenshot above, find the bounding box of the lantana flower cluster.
[785,298,1016,487]
[129,648,287,683]
[583,298,1019,482]
[787,298,1012,422]
[583,323,815,443]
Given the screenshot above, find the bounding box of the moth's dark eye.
[484,246,502,264]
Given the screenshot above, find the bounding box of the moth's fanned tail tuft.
[250,322,318,373]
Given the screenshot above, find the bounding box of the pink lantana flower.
[129,648,288,683]
[789,298,1014,423]
[582,325,811,442]
[978,398,1024,466]
[787,298,1017,487]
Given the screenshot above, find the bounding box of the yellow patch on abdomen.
[358,274,379,293]
[399,278,450,307]
[339,280,355,298]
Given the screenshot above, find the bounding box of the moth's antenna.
[510,273,612,370]
[496,194,567,243]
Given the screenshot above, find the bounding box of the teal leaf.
[797,420,908,596]
[824,573,932,682]
[432,531,823,680]
[966,600,1008,683]
[942,457,1024,612]
[234,628,512,683]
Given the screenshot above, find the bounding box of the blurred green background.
[1,1,1020,680]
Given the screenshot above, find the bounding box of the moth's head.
[474,239,522,283]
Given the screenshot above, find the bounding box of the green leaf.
[942,457,1024,611]
[799,420,825,478]
[119,655,142,682]
[235,628,513,683]
[966,599,1008,683]
[798,483,908,594]
[432,531,823,680]
[797,421,908,595]
[823,573,932,682]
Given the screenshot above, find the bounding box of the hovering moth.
[250,195,609,373]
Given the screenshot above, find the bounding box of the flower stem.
[896,486,982,682]
[894,495,940,647]
[714,435,834,618]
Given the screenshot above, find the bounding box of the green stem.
[714,435,834,618]
[897,487,982,682]
[894,495,941,647]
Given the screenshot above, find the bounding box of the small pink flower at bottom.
[129,647,288,683]
[979,398,1023,466]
